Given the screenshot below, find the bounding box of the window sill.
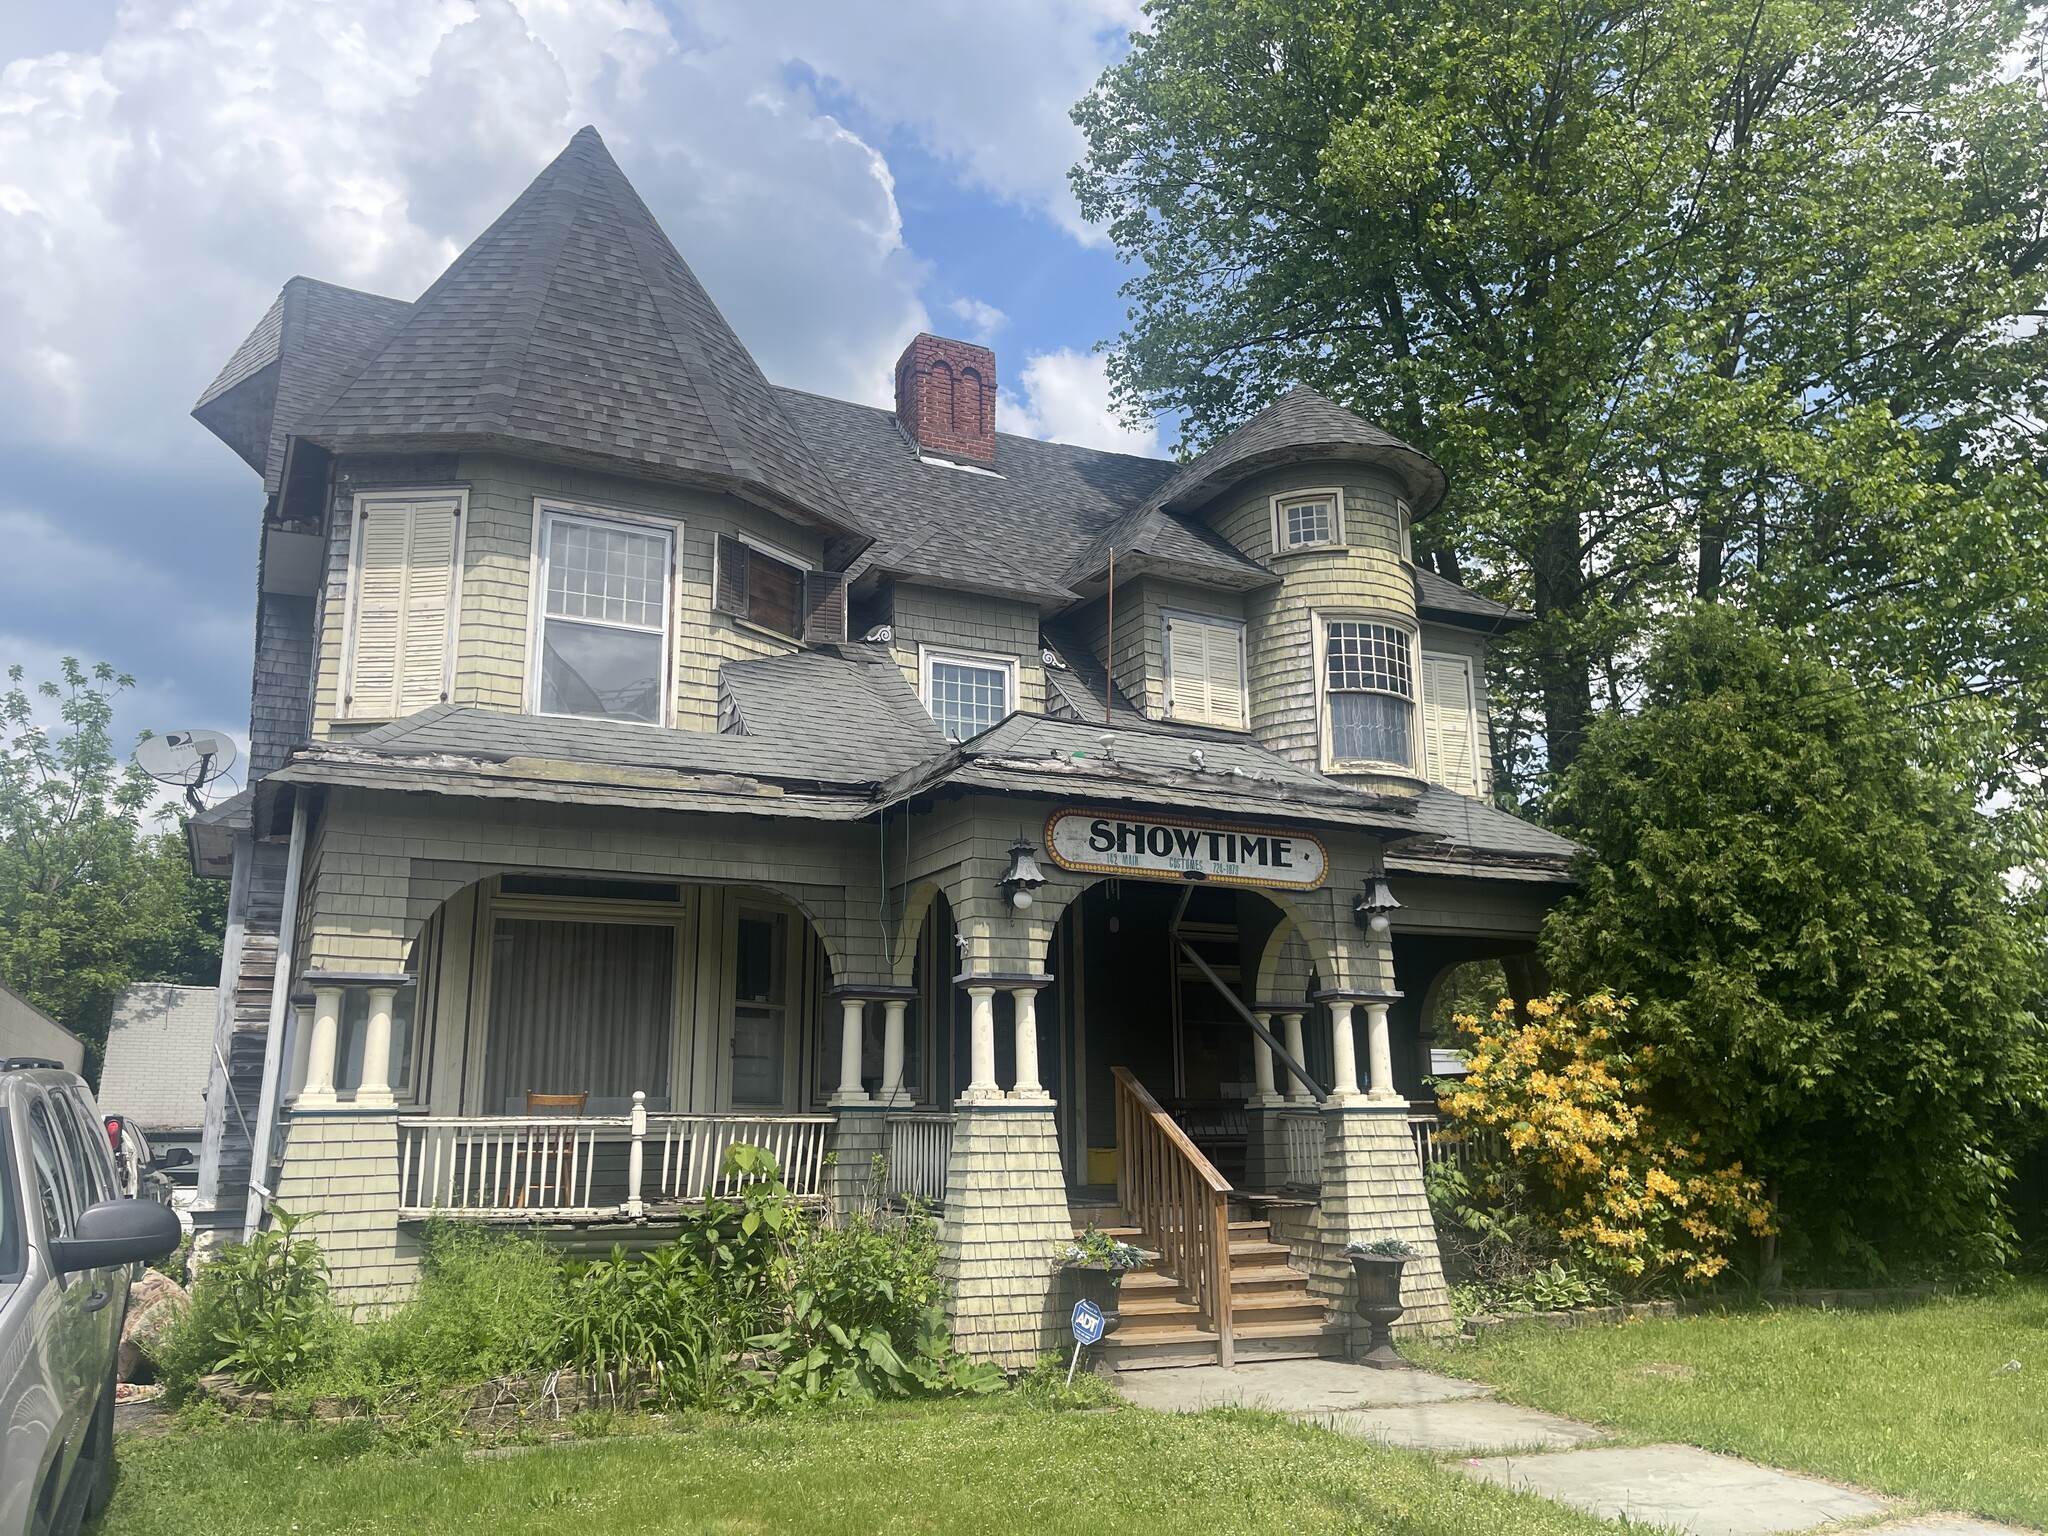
[720,613,807,651]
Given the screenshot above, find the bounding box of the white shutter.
[1422,654,1479,795]
[344,497,461,720]
[1165,619,1209,721]
[1204,623,1246,728]
[398,501,459,714]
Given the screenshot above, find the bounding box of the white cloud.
[1002,348,1157,455]
[946,296,1007,343]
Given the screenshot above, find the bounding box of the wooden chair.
[518,1091,588,1208]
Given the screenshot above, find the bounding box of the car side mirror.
[49,1198,182,1274]
[150,1148,193,1170]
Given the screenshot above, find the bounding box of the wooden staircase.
[1078,1210,1338,1370]
[1092,1067,1337,1370]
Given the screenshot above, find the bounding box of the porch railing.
[885,1112,955,1204]
[1410,1110,1494,1173]
[396,1093,833,1220]
[1279,1110,1324,1189]
[1114,1066,1234,1367]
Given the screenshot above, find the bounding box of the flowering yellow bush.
[1435,994,1773,1285]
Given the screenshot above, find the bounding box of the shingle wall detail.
[272,1109,421,1308]
[884,583,1046,718]
[1292,1104,1453,1344]
[937,1104,1070,1368]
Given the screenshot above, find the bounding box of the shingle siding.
[250,594,315,775]
[884,582,1046,718]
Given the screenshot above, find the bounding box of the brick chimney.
[894,333,997,465]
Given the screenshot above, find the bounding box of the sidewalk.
[1114,1359,2030,1536]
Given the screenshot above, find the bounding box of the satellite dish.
[136,730,237,812]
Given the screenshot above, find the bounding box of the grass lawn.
[1411,1278,2048,1529]
[95,1397,1611,1536]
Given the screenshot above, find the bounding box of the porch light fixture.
[999,838,1046,911]
[1354,875,1402,936]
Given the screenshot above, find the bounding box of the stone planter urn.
[1348,1250,1409,1368]
[1060,1261,1127,1335]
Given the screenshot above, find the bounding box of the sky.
[0,0,1159,794]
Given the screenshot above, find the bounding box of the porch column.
[1281,1012,1312,1104]
[960,986,1001,1103]
[1364,1000,1399,1102]
[286,996,315,1102]
[879,999,910,1105]
[1009,987,1048,1101]
[1329,1001,1362,1102]
[1248,1013,1281,1108]
[355,985,398,1107]
[298,986,343,1107]
[831,997,869,1106]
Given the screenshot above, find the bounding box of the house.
[0,985,86,1075]
[183,127,1575,1366]
[99,983,217,1187]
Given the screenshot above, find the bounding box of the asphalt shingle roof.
[100,983,218,1132]
[299,128,859,537]
[1414,566,1531,631]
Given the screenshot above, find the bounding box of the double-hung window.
[1272,489,1344,552]
[534,506,674,726]
[1163,612,1248,729]
[921,648,1015,743]
[1325,619,1416,768]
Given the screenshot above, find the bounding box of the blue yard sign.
[1071,1298,1106,1345]
[1067,1298,1107,1387]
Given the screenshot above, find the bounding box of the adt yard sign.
[1071,1299,1106,1346]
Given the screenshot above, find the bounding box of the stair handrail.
[1112,1066,1235,1367]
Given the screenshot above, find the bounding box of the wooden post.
[1214,1185,1235,1368]
[627,1090,647,1218]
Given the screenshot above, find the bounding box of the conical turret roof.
[301,127,859,535]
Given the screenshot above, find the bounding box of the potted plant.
[1345,1238,1415,1368]
[1053,1226,1148,1334]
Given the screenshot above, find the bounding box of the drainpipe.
[243,791,309,1238]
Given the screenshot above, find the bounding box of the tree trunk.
[1530,510,1594,776]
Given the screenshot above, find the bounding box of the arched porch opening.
[1044,878,1316,1193]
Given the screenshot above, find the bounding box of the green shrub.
[344,1222,565,1392]
[153,1208,347,1396]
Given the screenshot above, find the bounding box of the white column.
[355,985,398,1107]
[286,999,314,1102]
[1010,988,1048,1101]
[831,997,869,1105]
[299,987,342,1107]
[879,999,909,1105]
[1364,1001,1399,1101]
[960,986,1000,1103]
[1281,1012,1312,1104]
[1248,1012,1281,1107]
[1329,1001,1362,1101]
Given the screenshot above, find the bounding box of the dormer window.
[920,646,1016,743]
[1324,619,1415,769]
[1272,489,1344,552]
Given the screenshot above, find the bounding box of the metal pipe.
[243,792,308,1237]
[1168,883,1326,1102]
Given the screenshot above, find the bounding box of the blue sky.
[0,0,1156,795]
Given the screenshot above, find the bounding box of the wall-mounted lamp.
[998,838,1046,911]
[1353,875,1401,936]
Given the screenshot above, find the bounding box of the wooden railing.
[885,1113,955,1204]
[396,1093,832,1219]
[1113,1066,1235,1367]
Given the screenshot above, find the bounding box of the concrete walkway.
[1113,1359,2034,1535]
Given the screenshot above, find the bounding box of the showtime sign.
[1043,809,1328,891]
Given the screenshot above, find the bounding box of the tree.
[1074,0,2048,794]
[0,660,227,1070]
[1542,609,2047,1276]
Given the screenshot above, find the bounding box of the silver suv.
[0,1067,180,1536]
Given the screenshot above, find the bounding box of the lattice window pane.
[1283,498,1334,547]
[1325,621,1413,698]
[547,519,667,630]
[928,660,1009,742]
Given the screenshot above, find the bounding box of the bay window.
[1325,619,1416,768]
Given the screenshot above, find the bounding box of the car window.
[26,1102,75,1242]
[46,1092,109,1209]
[53,1090,114,1205]
[0,1110,20,1283]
